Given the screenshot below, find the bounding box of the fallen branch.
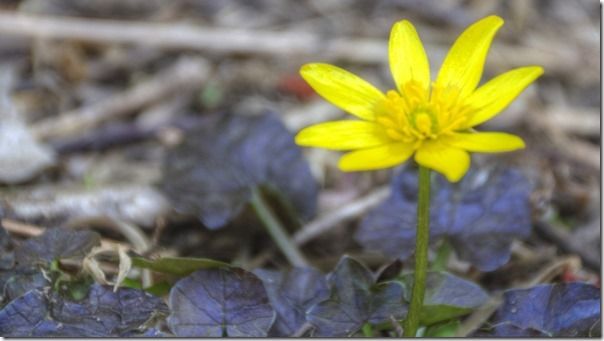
[0,11,578,76]
[0,11,385,63]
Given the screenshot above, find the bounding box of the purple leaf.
[356,167,532,271]
[167,267,276,337]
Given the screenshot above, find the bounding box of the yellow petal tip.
[483,15,504,27]
[299,63,318,75]
[337,158,357,172]
[299,63,331,77]
[294,126,318,147]
[293,132,306,146]
[533,66,545,76]
[503,134,526,151]
[393,19,413,29]
[446,172,465,183]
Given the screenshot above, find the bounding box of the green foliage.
[132,256,228,277]
[399,271,489,326]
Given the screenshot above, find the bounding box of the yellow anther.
[376,82,475,144]
[415,113,432,135]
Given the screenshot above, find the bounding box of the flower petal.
[295,120,393,150]
[415,141,470,182]
[338,143,415,171]
[389,20,431,98]
[442,132,525,152]
[463,66,544,128]
[436,16,504,98]
[300,63,385,121]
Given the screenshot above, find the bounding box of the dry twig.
[0,11,580,77]
[547,106,599,137]
[32,57,209,140]
[454,296,502,337]
[528,110,599,173]
[66,217,151,254]
[534,220,600,272]
[293,187,389,245]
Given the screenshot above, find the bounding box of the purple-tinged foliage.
[306,256,407,337]
[160,113,318,229]
[357,167,532,271]
[167,267,276,337]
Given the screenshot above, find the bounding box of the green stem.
[403,166,431,337]
[249,187,309,267]
[361,322,373,337]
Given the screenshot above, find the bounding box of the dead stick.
[529,110,600,173]
[294,187,389,245]
[0,11,384,62]
[31,57,209,140]
[534,220,600,272]
[455,296,502,337]
[0,12,584,79]
[0,11,582,76]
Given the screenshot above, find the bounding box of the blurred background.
[0,0,599,284]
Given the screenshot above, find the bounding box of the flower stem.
[249,187,309,267]
[403,166,431,337]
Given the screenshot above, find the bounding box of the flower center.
[410,109,437,137]
[376,81,473,144]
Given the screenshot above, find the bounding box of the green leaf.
[431,240,452,272]
[424,320,460,337]
[144,281,171,297]
[120,277,142,290]
[399,271,489,326]
[132,256,228,277]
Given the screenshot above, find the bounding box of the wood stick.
[547,106,599,137]
[31,57,209,140]
[294,187,389,245]
[0,11,575,73]
[534,220,600,272]
[0,11,384,63]
[529,109,600,173]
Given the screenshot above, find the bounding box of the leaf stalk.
[250,187,309,267]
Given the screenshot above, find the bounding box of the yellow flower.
[295,16,543,182]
